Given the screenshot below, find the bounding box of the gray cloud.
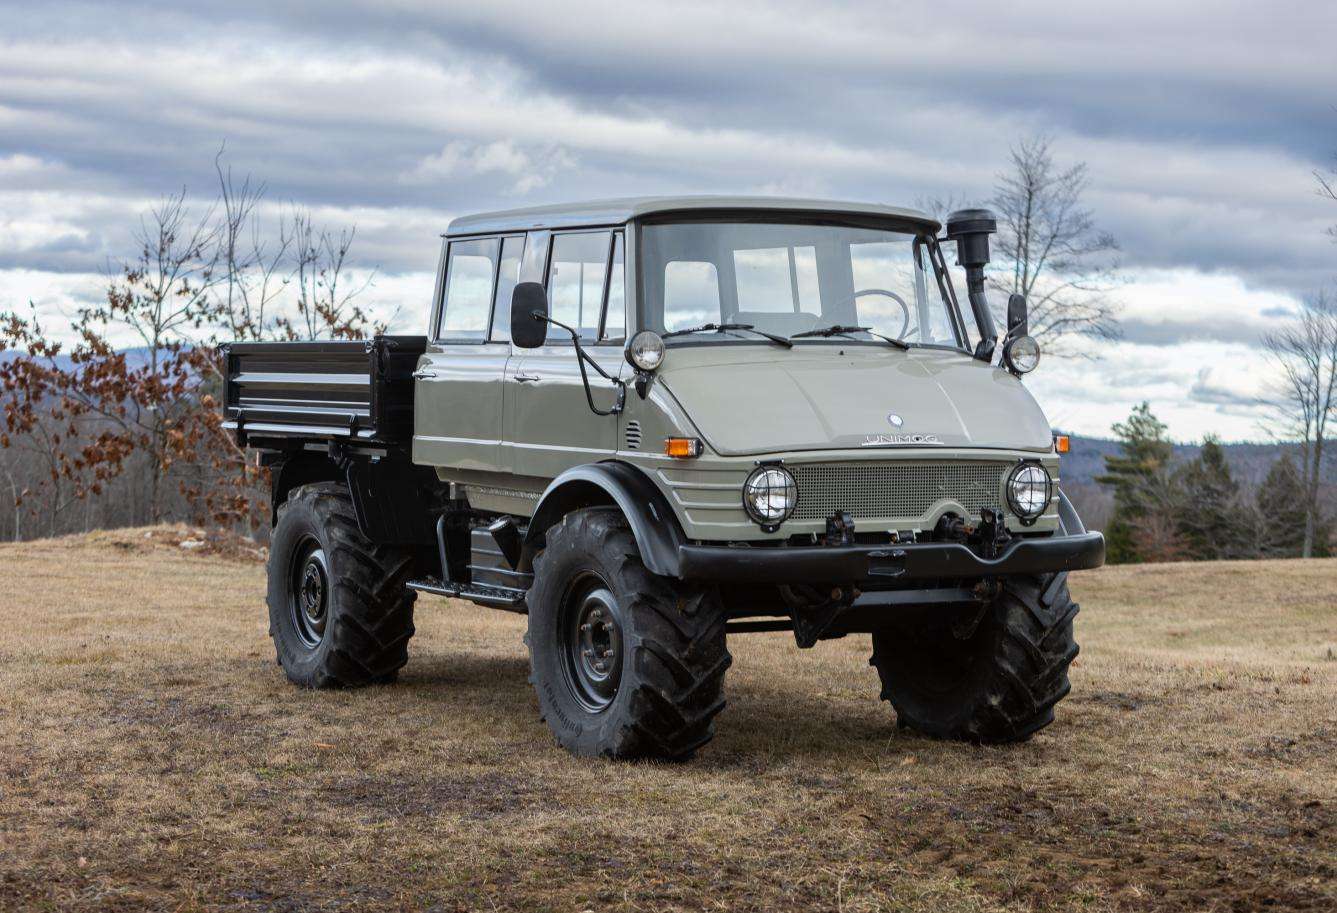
[2,2,1334,275]
[0,0,1333,441]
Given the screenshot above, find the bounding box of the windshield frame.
[633,212,973,353]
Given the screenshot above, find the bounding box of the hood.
[658,345,1053,456]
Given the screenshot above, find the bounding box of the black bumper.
[677,532,1105,585]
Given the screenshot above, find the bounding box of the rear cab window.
[437,234,526,343]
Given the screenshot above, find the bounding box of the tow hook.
[975,508,1010,560]
[781,582,860,648]
[825,511,856,546]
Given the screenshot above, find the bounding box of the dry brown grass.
[1,531,1333,912]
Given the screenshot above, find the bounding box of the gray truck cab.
[225,195,1103,761]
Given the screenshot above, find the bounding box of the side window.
[439,237,499,341]
[490,235,525,343]
[663,261,720,331]
[547,231,610,342]
[600,233,625,342]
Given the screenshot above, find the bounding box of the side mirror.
[510,281,548,349]
[1006,293,1028,339]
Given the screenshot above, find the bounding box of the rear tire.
[526,508,731,760]
[267,483,417,688]
[869,573,1079,742]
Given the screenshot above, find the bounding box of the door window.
[547,231,610,342]
[601,233,625,342]
[490,235,525,343]
[439,237,499,341]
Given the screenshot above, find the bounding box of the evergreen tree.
[1097,402,1175,563]
[1174,436,1257,560]
[1257,454,1329,558]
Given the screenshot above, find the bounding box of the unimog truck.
[223,196,1105,760]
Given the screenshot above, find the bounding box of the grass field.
[1,528,1334,912]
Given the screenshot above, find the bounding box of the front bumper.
[677,531,1105,584]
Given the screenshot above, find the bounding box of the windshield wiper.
[791,324,910,350]
[661,322,793,348]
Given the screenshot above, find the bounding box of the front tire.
[267,483,417,688]
[869,573,1079,742]
[526,508,731,760]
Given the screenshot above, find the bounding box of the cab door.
[505,230,627,483]
[413,234,524,472]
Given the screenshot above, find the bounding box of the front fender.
[521,461,686,578]
[1056,489,1087,536]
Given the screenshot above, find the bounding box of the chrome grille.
[789,461,1011,522]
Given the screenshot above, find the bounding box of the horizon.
[2,1,1335,440]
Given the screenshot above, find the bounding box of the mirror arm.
[531,311,626,417]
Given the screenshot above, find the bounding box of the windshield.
[640,220,966,349]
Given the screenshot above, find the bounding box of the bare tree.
[1262,291,1337,557]
[990,134,1122,354]
[0,156,390,540]
[282,208,378,340]
[213,151,292,341]
[0,451,18,541]
[1316,149,1337,242]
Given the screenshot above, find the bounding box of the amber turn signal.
[664,437,703,459]
[1053,434,1070,454]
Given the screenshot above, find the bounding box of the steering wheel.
[851,288,912,340]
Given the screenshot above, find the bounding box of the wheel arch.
[269,448,437,546]
[270,451,342,526]
[521,461,686,578]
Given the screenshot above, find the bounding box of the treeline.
[0,154,380,541]
[1098,403,1332,563]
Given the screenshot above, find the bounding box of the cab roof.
[445,195,938,237]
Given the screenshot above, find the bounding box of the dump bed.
[222,336,427,447]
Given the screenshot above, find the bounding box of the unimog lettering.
[862,433,943,446]
[223,196,1104,761]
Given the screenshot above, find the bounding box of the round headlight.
[1003,334,1041,374]
[626,331,665,372]
[1007,463,1052,519]
[742,465,797,529]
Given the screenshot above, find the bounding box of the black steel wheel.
[559,576,624,712]
[267,483,418,688]
[525,508,731,760]
[288,536,330,649]
[869,572,1079,742]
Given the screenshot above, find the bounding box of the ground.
[0,529,1334,913]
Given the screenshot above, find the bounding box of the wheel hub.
[563,583,622,712]
[290,538,330,648]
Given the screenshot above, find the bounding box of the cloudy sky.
[1,0,1334,441]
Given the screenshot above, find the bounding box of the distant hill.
[1060,434,1328,487]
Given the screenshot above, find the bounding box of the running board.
[407,577,528,612]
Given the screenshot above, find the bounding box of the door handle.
[514,372,541,383]
[412,369,438,380]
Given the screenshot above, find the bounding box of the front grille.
[789,461,1011,522]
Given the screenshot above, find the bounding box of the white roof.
[446,195,937,236]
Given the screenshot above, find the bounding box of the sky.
[0,0,1334,442]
